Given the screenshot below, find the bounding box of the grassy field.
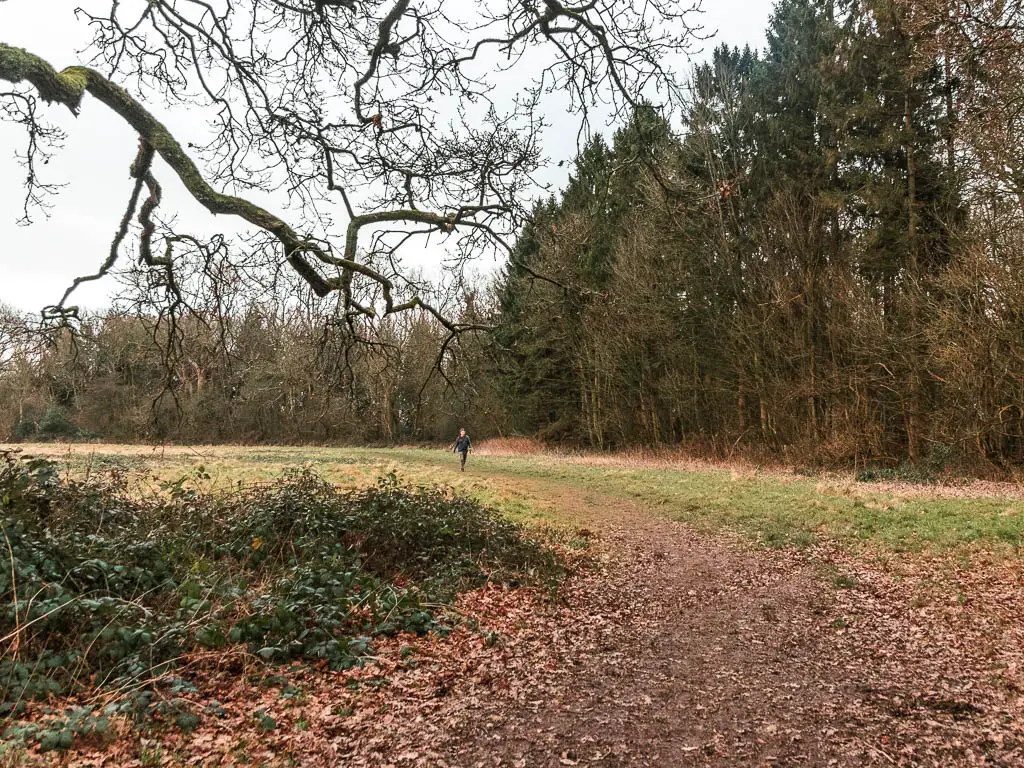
[7,442,1024,556]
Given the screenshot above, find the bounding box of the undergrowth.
[855,445,957,484]
[0,452,556,751]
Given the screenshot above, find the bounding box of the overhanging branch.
[0,43,332,296]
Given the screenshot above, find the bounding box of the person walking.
[453,428,472,471]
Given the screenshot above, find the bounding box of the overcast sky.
[0,0,775,314]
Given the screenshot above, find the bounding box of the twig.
[0,522,20,659]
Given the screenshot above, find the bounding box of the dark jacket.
[454,435,471,453]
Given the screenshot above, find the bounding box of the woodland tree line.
[3,0,1024,469]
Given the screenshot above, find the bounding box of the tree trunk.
[904,89,921,462]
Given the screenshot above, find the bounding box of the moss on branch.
[0,42,332,296]
[0,44,88,111]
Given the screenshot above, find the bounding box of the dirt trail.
[424,482,1022,767]
[444,486,851,767]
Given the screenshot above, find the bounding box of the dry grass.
[473,436,545,456]
[473,437,762,473]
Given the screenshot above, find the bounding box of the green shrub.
[856,461,937,484]
[12,405,80,441]
[855,444,959,484]
[38,406,80,440]
[0,453,557,749]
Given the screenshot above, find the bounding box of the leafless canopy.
[0,0,701,333]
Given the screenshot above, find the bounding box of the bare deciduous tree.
[0,0,701,336]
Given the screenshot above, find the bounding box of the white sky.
[0,0,774,314]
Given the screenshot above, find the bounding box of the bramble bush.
[0,451,556,749]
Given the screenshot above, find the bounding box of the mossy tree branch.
[0,43,337,298]
[0,42,489,330]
